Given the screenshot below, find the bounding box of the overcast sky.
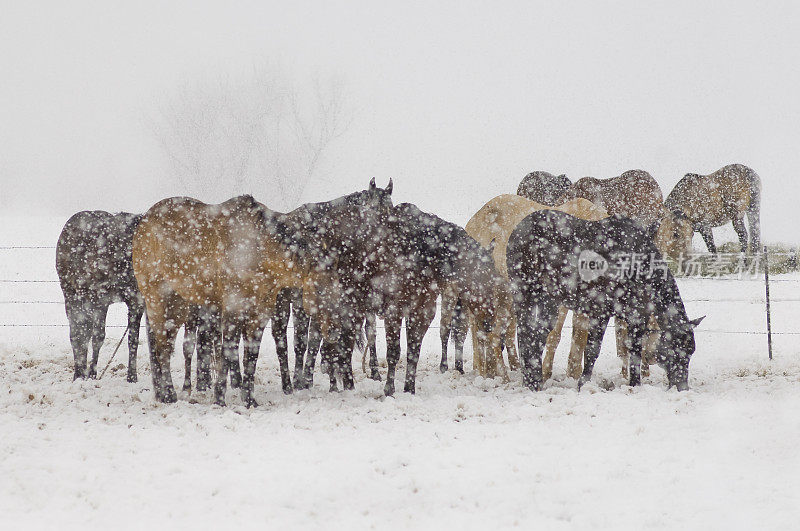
[2,1,799,242]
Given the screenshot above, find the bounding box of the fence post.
[763,245,773,360]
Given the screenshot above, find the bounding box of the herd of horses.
[55,164,761,406]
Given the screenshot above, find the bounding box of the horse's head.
[345,177,394,213]
[654,209,694,261]
[653,314,704,390]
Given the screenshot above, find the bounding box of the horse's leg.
[301,318,323,388]
[125,298,144,383]
[567,312,589,380]
[439,290,457,372]
[732,216,748,254]
[365,313,380,381]
[146,299,185,404]
[542,306,568,381]
[271,289,293,394]
[181,319,197,393]
[88,303,109,379]
[623,320,646,387]
[471,314,486,377]
[228,330,243,389]
[747,203,761,255]
[66,297,91,380]
[320,339,339,392]
[615,318,629,379]
[516,296,558,391]
[578,315,611,390]
[404,302,436,394]
[292,300,310,388]
[383,316,402,397]
[241,321,266,408]
[697,224,716,254]
[214,318,242,407]
[339,323,357,391]
[194,309,217,392]
[505,318,519,372]
[640,315,659,379]
[452,299,469,374]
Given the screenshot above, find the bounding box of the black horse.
[516,171,572,206]
[56,211,145,381]
[506,210,703,392]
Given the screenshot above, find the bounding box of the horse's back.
[517,171,571,205]
[667,164,760,222]
[57,210,140,297]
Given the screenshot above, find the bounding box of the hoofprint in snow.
[1,216,799,529]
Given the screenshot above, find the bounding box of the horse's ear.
[689,315,705,328]
[369,177,376,189]
[487,238,497,255]
[386,178,393,195]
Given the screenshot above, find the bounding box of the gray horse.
[56,211,145,381]
[516,171,572,206]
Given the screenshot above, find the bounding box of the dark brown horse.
[132,194,337,406]
[278,179,394,391]
[371,203,509,395]
[56,211,145,382]
[663,163,761,256]
[517,171,572,206]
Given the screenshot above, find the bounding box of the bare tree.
[151,65,350,209]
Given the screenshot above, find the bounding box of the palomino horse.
[516,171,572,206]
[663,163,761,256]
[132,194,339,406]
[507,210,704,391]
[56,211,145,382]
[440,194,607,380]
[371,203,509,394]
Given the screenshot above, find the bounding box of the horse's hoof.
[439,363,448,373]
[293,378,309,391]
[126,373,137,383]
[384,383,395,397]
[242,391,259,408]
[454,362,464,374]
[282,383,293,395]
[162,387,178,403]
[182,383,192,394]
[370,370,382,382]
[88,370,97,379]
[213,387,226,406]
[329,382,339,393]
[403,382,415,394]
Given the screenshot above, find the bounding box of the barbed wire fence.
[2,247,799,353]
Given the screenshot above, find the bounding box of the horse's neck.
[651,272,689,327]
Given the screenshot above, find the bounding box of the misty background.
[1,1,798,242]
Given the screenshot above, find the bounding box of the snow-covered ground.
[2,216,799,529]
